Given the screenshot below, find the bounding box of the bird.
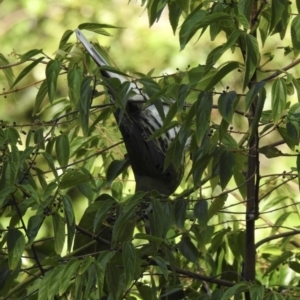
[75,29,186,196]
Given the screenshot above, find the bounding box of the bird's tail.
[75,29,130,86]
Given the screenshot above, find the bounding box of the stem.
[243,1,259,294]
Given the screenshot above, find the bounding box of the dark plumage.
[75,29,185,195]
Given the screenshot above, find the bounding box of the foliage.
[1,0,300,299]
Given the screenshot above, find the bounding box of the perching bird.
[75,29,185,195]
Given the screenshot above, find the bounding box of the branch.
[262,58,300,82]
[255,230,300,249]
[149,259,235,287]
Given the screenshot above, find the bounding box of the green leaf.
[227,231,242,259]
[6,127,20,145]
[147,0,164,27]
[55,134,70,167]
[264,251,293,276]
[112,192,145,246]
[148,198,166,238]
[289,261,300,273]
[19,49,43,62]
[42,181,57,202]
[297,0,300,14]
[173,198,187,229]
[59,259,81,295]
[33,80,48,116]
[78,22,121,35]
[0,186,14,207]
[209,3,223,41]
[7,228,25,271]
[212,289,224,300]
[249,87,266,142]
[106,262,122,299]
[111,181,123,199]
[78,256,94,275]
[168,1,181,34]
[9,144,20,166]
[177,84,190,110]
[272,2,290,40]
[210,228,231,253]
[180,12,232,50]
[245,81,266,113]
[238,0,253,22]
[208,194,227,221]
[259,10,270,47]
[46,60,61,103]
[79,76,93,136]
[277,126,298,150]
[134,233,165,243]
[11,57,44,89]
[270,0,286,34]
[19,146,35,166]
[105,159,130,187]
[219,150,235,190]
[136,283,155,300]
[206,29,243,71]
[237,13,250,29]
[153,256,168,280]
[271,78,287,123]
[286,103,300,143]
[259,143,285,158]
[243,34,259,91]
[177,235,199,263]
[0,53,15,87]
[297,155,300,190]
[42,152,58,179]
[193,200,208,229]
[0,161,18,187]
[38,270,52,300]
[47,265,65,299]
[292,16,300,57]
[93,196,115,232]
[59,168,92,189]
[123,242,137,289]
[58,30,73,49]
[222,282,249,300]
[52,212,65,254]
[218,91,237,124]
[62,195,76,252]
[206,61,240,91]
[195,92,213,145]
[67,68,82,107]
[27,213,44,246]
[179,8,206,50]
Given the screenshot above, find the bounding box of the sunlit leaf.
[243,34,259,91]
[59,259,81,295]
[208,194,227,221]
[271,78,287,123]
[67,68,82,107]
[46,60,61,103]
[33,80,48,116]
[78,22,121,35]
[292,16,300,57]
[11,57,44,89]
[0,53,15,87]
